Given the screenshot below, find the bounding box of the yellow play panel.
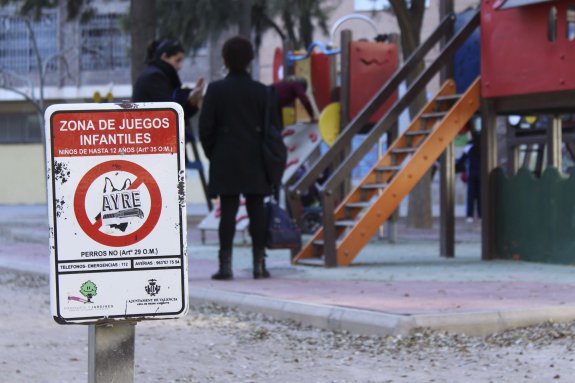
[318,102,340,146]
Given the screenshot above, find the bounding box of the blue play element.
[453,8,480,94]
[287,41,341,63]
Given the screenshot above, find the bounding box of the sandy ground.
[1,267,574,383]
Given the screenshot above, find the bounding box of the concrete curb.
[411,306,575,336]
[190,287,575,336]
[4,259,575,337]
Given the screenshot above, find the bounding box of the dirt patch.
[1,267,573,383]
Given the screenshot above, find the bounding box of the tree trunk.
[299,1,313,49]
[281,9,298,49]
[130,0,156,84]
[238,0,251,37]
[390,0,433,229]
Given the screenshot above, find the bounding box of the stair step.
[375,165,402,172]
[435,94,461,103]
[346,201,371,209]
[391,147,417,154]
[297,258,326,267]
[335,220,356,227]
[420,112,447,119]
[405,130,432,137]
[360,183,388,190]
[312,239,343,247]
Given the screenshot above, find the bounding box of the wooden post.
[339,30,353,200]
[329,48,338,102]
[548,116,562,170]
[340,29,352,130]
[439,0,455,258]
[440,141,455,258]
[506,120,520,175]
[321,192,338,267]
[480,99,498,260]
[386,123,399,243]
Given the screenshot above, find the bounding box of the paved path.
[2,204,575,336]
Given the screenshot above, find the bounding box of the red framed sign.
[45,103,188,324]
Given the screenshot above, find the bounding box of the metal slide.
[293,78,481,266]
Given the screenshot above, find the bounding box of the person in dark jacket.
[456,129,481,223]
[200,36,273,281]
[132,38,204,118]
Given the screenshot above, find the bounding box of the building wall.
[0,142,212,206]
[0,144,46,204]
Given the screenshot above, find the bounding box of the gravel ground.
[1,267,574,383]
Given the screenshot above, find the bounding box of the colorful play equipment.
[318,102,341,146]
[482,0,575,98]
[287,0,575,267]
[348,40,398,124]
[279,13,398,125]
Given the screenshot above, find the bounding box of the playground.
[4,1,575,381]
[189,1,575,270]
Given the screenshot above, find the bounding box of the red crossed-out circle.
[74,160,162,247]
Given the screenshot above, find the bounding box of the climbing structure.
[288,10,481,267]
[294,78,480,266]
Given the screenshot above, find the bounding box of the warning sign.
[74,160,162,247]
[45,103,188,324]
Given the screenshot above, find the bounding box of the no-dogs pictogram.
[74,160,162,247]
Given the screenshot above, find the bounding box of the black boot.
[253,249,270,279]
[212,250,233,280]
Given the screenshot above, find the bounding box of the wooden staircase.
[293,77,481,266]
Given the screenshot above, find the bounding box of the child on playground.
[456,128,481,223]
[271,75,317,123]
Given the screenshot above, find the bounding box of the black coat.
[199,71,272,197]
[132,60,197,118]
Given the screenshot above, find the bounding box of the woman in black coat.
[200,36,272,280]
[132,39,204,117]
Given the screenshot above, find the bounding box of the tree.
[0,9,83,148]
[0,17,49,124]
[388,0,432,229]
[270,0,333,49]
[0,0,92,133]
[80,280,97,303]
[0,0,91,20]
[129,0,156,84]
[155,0,333,53]
[0,0,157,88]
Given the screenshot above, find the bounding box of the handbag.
[265,200,301,250]
[262,86,287,186]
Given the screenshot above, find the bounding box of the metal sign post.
[88,322,136,383]
[44,102,188,382]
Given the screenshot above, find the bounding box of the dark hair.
[222,36,254,72]
[146,39,184,63]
